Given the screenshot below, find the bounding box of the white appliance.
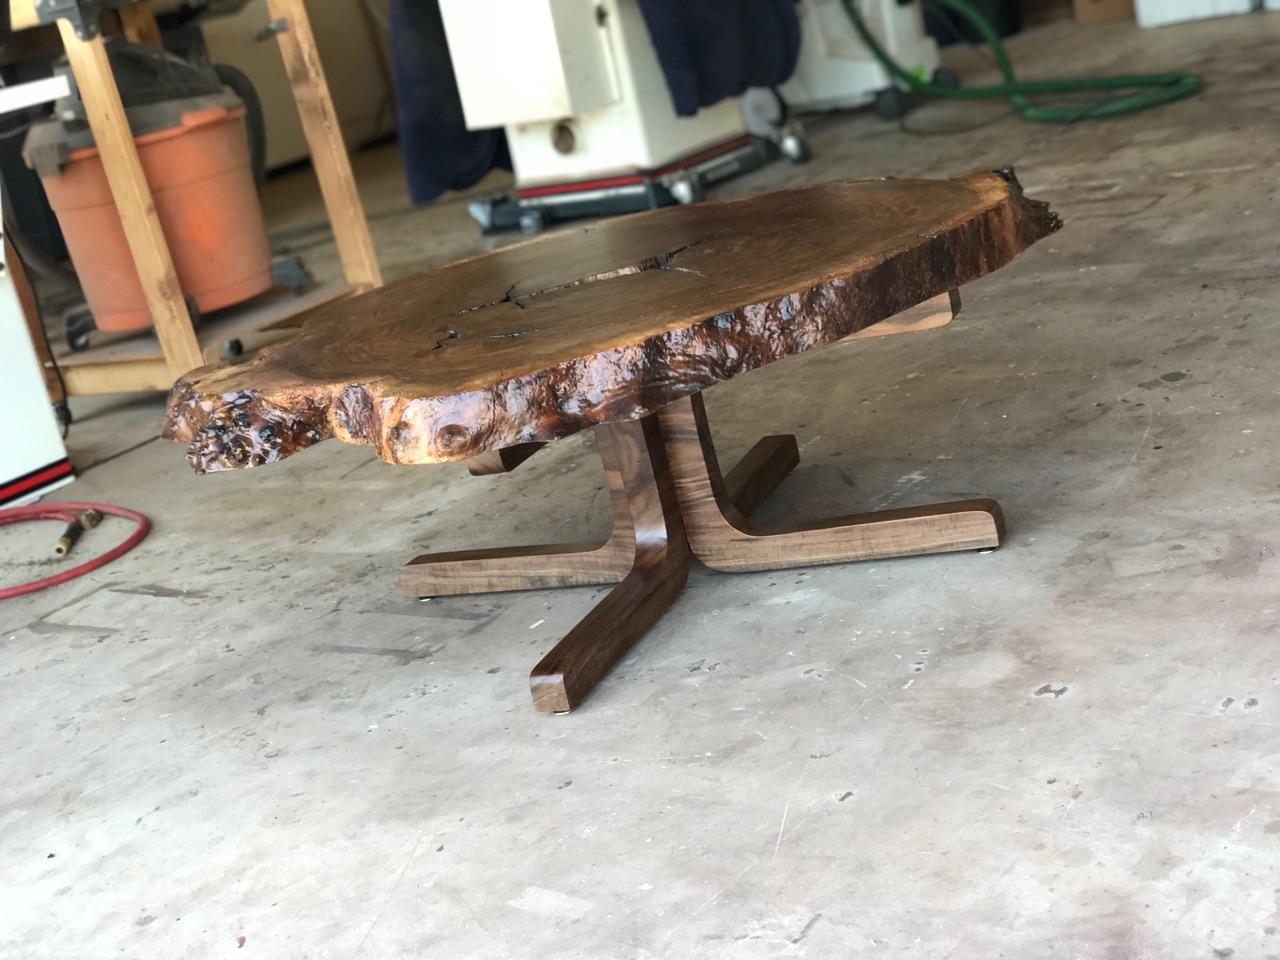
[437,0,940,232]
[438,0,788,233]
[779,0,942,117]
[1,76,75,507]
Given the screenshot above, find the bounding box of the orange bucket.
[37,103,272,333]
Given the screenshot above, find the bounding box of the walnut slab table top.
[166,169,1059,712]
[165,169,1057,472]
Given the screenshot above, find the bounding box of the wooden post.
[117,2,163,47]
[7,0,39,31]
[265,0,382,289]
[5,234,65,407]
[56,20,204,377]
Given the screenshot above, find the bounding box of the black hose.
[214,62,267,187]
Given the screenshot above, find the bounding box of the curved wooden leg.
[530,416,690,713]
[658,393,1003,573]
[400,443,635,598]
[696,291,957,521]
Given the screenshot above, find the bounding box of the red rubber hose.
[0,501,150,600]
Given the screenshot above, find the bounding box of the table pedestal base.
[400,394,1003,712]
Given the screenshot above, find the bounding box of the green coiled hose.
[841,0,1202,123]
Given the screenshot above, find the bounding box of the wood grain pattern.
[402,391,1002,711]
[400,440,636,598]
[164,170,1058,472]
[721,434,799,517]
[529,416,690,713]
[658,393,1003,572]
[265,0,382,290]
[400,413,804,599]
[453,289,952,481]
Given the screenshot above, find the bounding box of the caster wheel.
[740,87,785,139]
[932,67,961,89]
[271,251,313,295]
[779,132,810,164]
[668,173,704,205]
[873,85,908,121]
[63,307,94,352]
[519,210,545,236]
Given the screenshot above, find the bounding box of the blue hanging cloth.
[634,0,802,116]
[388,1,799,203]
[389,0,511,205]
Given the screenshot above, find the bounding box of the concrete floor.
[4,14,1280,959]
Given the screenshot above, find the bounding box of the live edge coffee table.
[165,169,1058,713]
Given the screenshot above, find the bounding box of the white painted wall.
[1135,0,1252,28]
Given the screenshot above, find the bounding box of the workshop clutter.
[23,41,271,333]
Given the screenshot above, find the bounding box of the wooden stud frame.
[13,0,381,395]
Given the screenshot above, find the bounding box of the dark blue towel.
[389,0,510,204]
[635,0,801,116]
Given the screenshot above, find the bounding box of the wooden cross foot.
[527,417,690,713]
[399,397,1002,713]
[658,393,1003,573]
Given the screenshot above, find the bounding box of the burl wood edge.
[165,169,1059,473]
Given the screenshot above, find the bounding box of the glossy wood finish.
[400,441,636,598]
[400,407,824,709]
[399,387,1000,711]
[529,416,690,713]
[658,393,1002,572]
[402,416,802,599]
[452,289,956,483]
[721,434,799,516]
[165,171,1058,472]
[160,173,1057,711]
